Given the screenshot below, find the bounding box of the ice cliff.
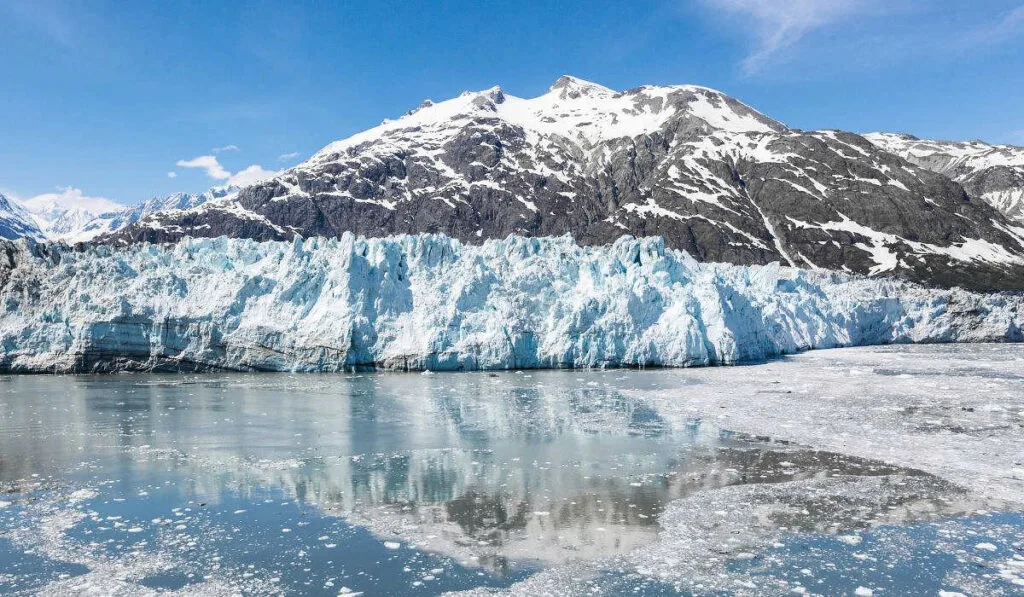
[0,234,1021,373]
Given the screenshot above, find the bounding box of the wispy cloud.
[176,155,231,180]
[959,5,1024,47]
[701,1,1024,74]
[701,0,883,73]
[278,152,300,162]
[212,144,239,153]
[1,0,77,49]
[167,171,177,179]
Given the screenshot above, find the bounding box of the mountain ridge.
[47,76,1024,291]
[863,132,1024,223]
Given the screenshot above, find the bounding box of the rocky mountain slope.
[92,76,1024,291]
[864,132,1024,223]
[0,234,1020,373]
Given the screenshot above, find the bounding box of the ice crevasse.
[0,233,1020,372]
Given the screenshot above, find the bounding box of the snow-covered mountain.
[864,132,1024,223]
[20,190,122,240]
[70,186,238,242]
[101,76,1024,291]
[0,234,1020,373]
[0,193,46,241]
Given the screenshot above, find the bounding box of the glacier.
[0,233,1021,373]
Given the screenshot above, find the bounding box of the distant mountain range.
[71,186,239,242]
[18,192,122,240]
[5,76,1024,291]
[0,186,238,243]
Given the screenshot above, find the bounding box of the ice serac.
[0,234,1021,373]
[101,76,1024,291]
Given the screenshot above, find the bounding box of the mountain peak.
[548,75,614,99]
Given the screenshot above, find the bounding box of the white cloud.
[167,171,177,179]
[212,144,239,153]
[176,153,280,188]
[703,0,880,73]
[176,155,231,180]
[278,152,300,161]
[227,165,279,187]
[19,187,121,216]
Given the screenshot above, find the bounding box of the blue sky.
[1,0,1023,206]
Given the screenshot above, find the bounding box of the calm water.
[0,358,1021,595]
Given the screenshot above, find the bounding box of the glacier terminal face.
[0,234,1021,373]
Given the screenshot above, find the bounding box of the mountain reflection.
[0,370,936,570]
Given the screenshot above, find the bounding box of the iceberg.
[0,233,1020,372]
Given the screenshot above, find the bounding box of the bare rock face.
[103,77,1024,291]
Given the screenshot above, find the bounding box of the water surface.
[1,346,1022,595]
